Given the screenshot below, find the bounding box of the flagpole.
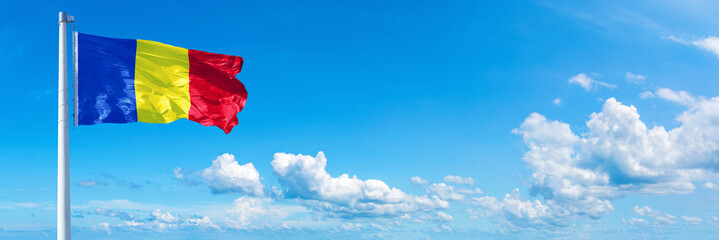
[58,11,71,240]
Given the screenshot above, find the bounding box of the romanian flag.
[74,32,247,133]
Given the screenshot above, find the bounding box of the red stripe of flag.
[188,49,247,134]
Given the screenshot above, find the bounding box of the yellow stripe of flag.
[134,39,191,123]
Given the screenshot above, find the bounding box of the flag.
[74,32,247,133]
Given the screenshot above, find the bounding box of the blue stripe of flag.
[77,33,138,125]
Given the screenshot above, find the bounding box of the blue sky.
[2,0,719,239]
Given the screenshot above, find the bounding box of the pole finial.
[59,11,74,23]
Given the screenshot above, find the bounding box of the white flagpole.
[58,11,72,240]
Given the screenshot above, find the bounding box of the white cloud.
[424,183,483,201]
[470,189,560,227]
[622,217,648,226]
[224,196,271,229]
[485,92,719,227]
[710,216,719,227]
[223,196,307,230]
[681,216,703,225]
[410,176,429,185]
[440,225,452,231]
[419,211,454,222]
[183,216,219,229]
[77,180,107,187]
[443,175,474,185]
[436,211,454,222]
[173,167,184,181]
[124,220,144,227]
[693,36,719,58]
[93,222,111,234]
[201,153,265,196]
[74,199,167,211]
[339,222,362,231]
[93,208,135,221]
[626,72,646,84]
[639,91,655,99]
[88,206,220,232]
[632,206,677,225]
[703,182,719,190]
[172,167,200,185]
[553,98,561,105]
[669,36,719,58]
[0,201,53,210]
[666,35,689,45]
[151,209,178,223]
[517,96,719,196]
[655,88,696,106]
[271,152,449,217]
[569,73,616,91]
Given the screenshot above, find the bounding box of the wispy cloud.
[665,35,690,45]
[639,91,655,99]
[568,73,616,91]
[638,87,698,107]
[410,176,429,185]
[681,216,703,225]
[632,206,677,225]
[704,182,719,190]
[77,180,108,187]
[625,72,646,84]
[552,98,561,106]
[0,201,54,210]
[622,217,648,226]
[443,175,475,185]
[655,88,697,106]
[667,35,719,58]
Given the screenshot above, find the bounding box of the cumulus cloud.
[443,175,475,185]
[475,92,719,228]
[553,98,561,105]
[693,36,719,58]
[569,73,616,90]
[520,96,719,194]
[271,152,449,218]
[201,153,265,196]
[626,72,646,84]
